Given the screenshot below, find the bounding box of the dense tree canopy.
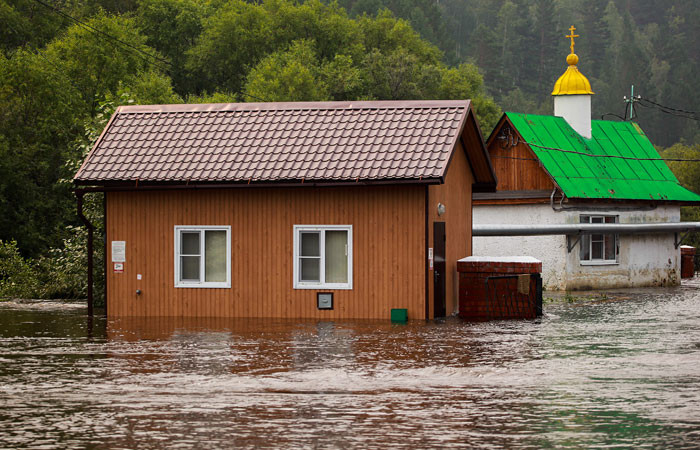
[0,0,499,262]
[0,0,698,296]
[435,0,700,147]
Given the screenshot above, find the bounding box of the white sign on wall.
[111,241,126,262]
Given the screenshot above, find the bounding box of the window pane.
[301,232,320,257]
[325,230,348,283]
[592,235,604,259]
[300,258,320,282]
[591,216,604,224]
[580,235,590,260]
[604,234,616,260]
[205,230,227,282]
[181,231,200,255]
[580,215,590,224]
[605,216,616,224]
[181,255,200,281]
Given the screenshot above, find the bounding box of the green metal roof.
[505,112,700,202]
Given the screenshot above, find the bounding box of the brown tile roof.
[74,100,495,187]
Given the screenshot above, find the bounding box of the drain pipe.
[76,190,94,317]
[550,187,657,212]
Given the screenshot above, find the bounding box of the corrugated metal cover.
[506,112,700,202]
[74,100,476,185]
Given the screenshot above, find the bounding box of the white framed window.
[174,226,231,288]
[580,215,618,265]
[293,225,352,289]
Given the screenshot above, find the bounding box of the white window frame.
[174,225,231,288]
[293,225,353,290]
[579,215,619,265]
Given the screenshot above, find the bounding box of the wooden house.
[74,100,496,319]
[472,36,700,290]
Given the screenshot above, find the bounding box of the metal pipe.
[473,222,700,236]
[549,186,657,213]
[76,191,94,317]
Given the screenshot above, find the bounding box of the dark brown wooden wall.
[487,135,554,193]
[106,185,426,319]
[427,139,474,317]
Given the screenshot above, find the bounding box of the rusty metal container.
[457,257,542,321]
[681,246,695,279]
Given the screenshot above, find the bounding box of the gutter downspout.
[424,185,430,321]
[76,190,94,317]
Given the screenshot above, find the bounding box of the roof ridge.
[117,100,471,114]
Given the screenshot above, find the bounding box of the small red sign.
[114,263,124,273]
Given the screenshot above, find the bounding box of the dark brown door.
[433,222,446,318]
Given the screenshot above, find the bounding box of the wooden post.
[76,190,94,317]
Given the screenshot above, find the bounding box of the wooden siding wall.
[488,135,554,193]
[427,139,474,317]
[105,185,426,319]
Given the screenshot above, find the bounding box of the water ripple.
[1,286,700,449]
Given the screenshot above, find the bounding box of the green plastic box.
[391,308,408,323]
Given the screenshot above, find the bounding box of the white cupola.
[551,26,594,139]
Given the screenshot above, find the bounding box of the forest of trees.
[1,0,699,299]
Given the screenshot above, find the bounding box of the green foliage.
[185,91,239,104]
[0,48,83,256]
[436,0,699,147]
[660,142,700,248]
[5,0,698,302]
[198,0,499,126]
[123,71,183,105]
[136,0,210,94]
[186,0,275,94]
[0,240,39,299]
[437,63,501,131]
[661,143,700,194]
[0,0,100,52]
[45,12,158,112]
[337,0,455,62]
[245,39,329,102]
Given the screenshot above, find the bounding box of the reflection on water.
[2,285,700,449]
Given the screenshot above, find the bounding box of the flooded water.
[2,285,700,449]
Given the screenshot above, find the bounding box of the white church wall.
[472,204,571,290]
[473,204,682,291]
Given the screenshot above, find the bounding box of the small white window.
[580,215,618,264]
[174,226,231,288]
[293,225,352,289]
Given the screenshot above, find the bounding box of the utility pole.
[623,85,641,120]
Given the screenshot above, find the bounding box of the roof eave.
[73,177,444,191]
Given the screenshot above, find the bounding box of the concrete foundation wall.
[473,204,681,290]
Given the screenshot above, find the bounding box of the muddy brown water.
[2,284,700,449]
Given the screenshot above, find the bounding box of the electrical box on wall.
[317,292,333,310]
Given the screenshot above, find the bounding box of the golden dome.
[551,55,594,96]
[552,26,594,96]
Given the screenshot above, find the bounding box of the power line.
[30,0,172,73]
[498,132,700,163]
[0,15,83,92]
[239,91,270,102]
[525,140,700,162]
[637,97,700,122]
[640,97,698,116]
[27,0,273,105]
[490,155,539,162]
[601,112,626,121]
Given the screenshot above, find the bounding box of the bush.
[0,222,104,303]
[0,240,40,299]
